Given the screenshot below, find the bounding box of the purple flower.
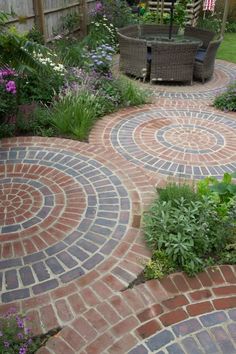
[0,331,3,337]
[5,80,17,94]
[17,319,24,328]
[4,341,10,348]
[95,1,103,12]
[19,347,27,354]
[18,332,24,339]
[0,69,15,79]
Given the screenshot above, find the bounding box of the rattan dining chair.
[118,33,148,79]
[150,42,199,84]
[118,25,140,38]
[193,37,223,83]
[184,26,215,49]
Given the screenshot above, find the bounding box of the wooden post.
[221,0,229,37]
[33,0,46,42]
[160,0,164,24]
[79,0,88,37]
[156,0,160,23]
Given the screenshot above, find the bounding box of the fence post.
[221,0,229,37]
[33,0,46,42]
[79,0,88,37]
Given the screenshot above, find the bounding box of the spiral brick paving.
[0,60,236,353]
[90,106,236,180]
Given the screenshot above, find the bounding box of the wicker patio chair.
[118,33,148,79]
[118,24,140,38]
[140,24,179,37]
[193,37,222,83]
[184,26,215,49]
[150,42,199,84]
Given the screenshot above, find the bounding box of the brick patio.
[0,59,236,353]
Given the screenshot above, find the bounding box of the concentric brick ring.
[142,61,236,99]
[106,109,236,179]
[0,180,44,229]
[0,140,138,303]
[128,310,236,354]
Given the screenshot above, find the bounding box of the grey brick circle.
[110,109,236,179]
[0,146,131,302]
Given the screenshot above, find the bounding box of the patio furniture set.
[118,25,222,84]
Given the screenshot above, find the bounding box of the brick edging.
[37,264,236,353]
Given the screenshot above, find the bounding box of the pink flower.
[5,80,17,94]
[95,1,103,12]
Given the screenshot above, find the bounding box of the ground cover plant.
[144,173,236,278]
[0,307,60,354]
[214,81,236,112]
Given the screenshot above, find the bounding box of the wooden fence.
[0,0,96,41]
[148,0,203,25]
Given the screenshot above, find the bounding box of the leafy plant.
[214,82,236,112]
[26,26,44,44]
[197,15,221,34]
[197,172,236,203]
[144,250,176,280]
[144,180,236,276]
[59,12,80,34]
[140,11,170,24]
[0,14,49,74]
[158,182,198,205]
[117,76,150,106]
[0,123,15,138]
[16,107,56,137]
[93,0,137,29]
[0,308,40,354]
[87,14,117,49]
[174,0,191,29]
[226,21,236,33]
[49,91,101,140]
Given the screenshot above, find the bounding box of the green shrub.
[158,182,199,205]
[197,16,221,33]
[0,123,15,139]
[117,76,150,106]
[98,0,137,28]
[26,26,44,44]
[52,39,87,67]
[16,107,56,137]
[214,82,236,112]
[50,91,101,140]
[226,21,236,33]
[59,12,80,34]
[144,178,236,276]
[197,172,236,204]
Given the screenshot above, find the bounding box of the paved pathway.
[0,60,236,353]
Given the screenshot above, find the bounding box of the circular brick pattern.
[106,109,236,179]
[129,310,236,354]
[0,140,137,302]
[140,61,236,100]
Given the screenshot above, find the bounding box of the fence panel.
[0,0,95,41]
[44,0,80,39]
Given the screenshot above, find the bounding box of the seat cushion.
[195,49,206,62]
[147,51,152,63]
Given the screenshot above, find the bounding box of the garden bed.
[142,173,236,281]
